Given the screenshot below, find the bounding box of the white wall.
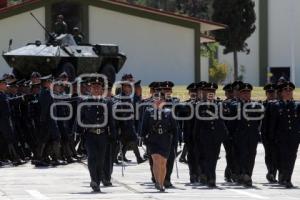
[0,8,45,75]
[269,0,300,86]
[89,6,195,85]
[218,0,260,85]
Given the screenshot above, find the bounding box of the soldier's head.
[30,72,41,84]
[21,80,31,95]
[73,27,80,35]
[223,83,234,99]
[121,74,134,96]
[196,81,207,100]
[79,79,89,95]
[58,72,69,82]
[263,84,277,101]
[186,83,198,100]
[148,82,158,96]
[0,78,7,91]
[89,77,104,96]
[30,82,41,95]
[203,83,218,101]
[7,80,18,94]
[161,81,174,100]
[277,82,295,101]
[232,80,244,99]
[238,83,253,101]
[57,15,64,22]
[40,75,53,89]
[16,79,26,94]
[153,91,166,109]
[52,80,64,94]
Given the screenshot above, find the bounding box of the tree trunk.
[233,50,238,81]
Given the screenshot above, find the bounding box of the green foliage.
[177,0,211,19]
[212,0,256,54]
[201,43,219,58]
[209,59,228,84]
[122,0,211,19]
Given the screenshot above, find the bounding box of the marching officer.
[79,76,117,192]
[141,89,178,192]
[222,83,238,182]
[261,84,278,183]
[231,83,264,187]
[0,77,23,166]
[115,74,145,164]
[35,75,64,167]
[269,82,300,188]
[177,83,199,183]
[139,82,159,183]
[102,81,117,186]
[193,81,208,184]
[194,82,228,187]
[160,81,180,188]
[27,81,41,162]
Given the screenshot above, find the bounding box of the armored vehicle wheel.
[100,63,116,83]
[59,62,76,81]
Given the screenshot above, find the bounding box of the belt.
[88,128,106,135]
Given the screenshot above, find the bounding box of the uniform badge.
[158,124,163,134]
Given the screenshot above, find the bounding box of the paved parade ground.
[1,144,300,200]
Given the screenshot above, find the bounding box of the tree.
[176,0,211,19]
[212,0,256,81]
[122,0,211,18]
[209,59,228,84]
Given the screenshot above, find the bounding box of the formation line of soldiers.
[0,71,299,192]
[176,79,299,189]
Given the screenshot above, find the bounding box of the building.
[0,0,225,85]
[218,0,300,86]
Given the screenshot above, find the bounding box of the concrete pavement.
[0,144,300,200]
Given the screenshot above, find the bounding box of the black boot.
[266,173,277,183]
[137,157,146,164]
[243,174,253,187]
[164,180,174,188]
[90,181,101,192]
[102,179,113,187]
[208,179,216,188]
[285,181,294,189]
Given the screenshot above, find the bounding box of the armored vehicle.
[2,13,126,82]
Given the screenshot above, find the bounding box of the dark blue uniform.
[269,100,300,187]
[223,98,239,182]
[27,93,41,158]
[80,98,116,189]
[114,95,144,163]
[141,107,177,158]
[0,91,20,163]
[194,100,228,187]
[261,100,279,182]
[231,100,263,185]
[177,99,200,183]
[35,87,61,164]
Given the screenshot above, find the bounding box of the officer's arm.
[39,92,52,122]
[268,103,279,141]
[140,110,150,138]
[0,97,14,142]
[108,101,117,139]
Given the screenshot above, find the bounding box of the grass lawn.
[141,86,300,101]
